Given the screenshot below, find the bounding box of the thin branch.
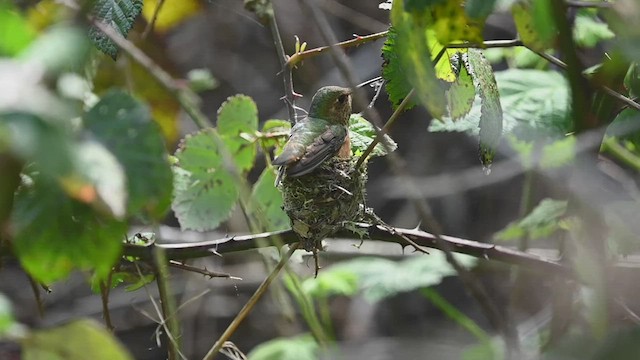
[99,272,115,331]
[27,275,45,318]
[202,243,300,360]
[168,260,242,280]
[264,4,298,123]
[90,19,213,129]
[285,31,388,68]
[142,0,167,39]
[355,89,414,168]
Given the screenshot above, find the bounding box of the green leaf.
[0,3,36,56]
[0,293,15,336]
[12,176,126,284]
[22,319,133,360]
[217,95,259,173]
[624,63,640,98]
[382,26,417,111]
[465,49,503,167]
[302,269,359,298]
[606,108,640,146]
[260,119,291,150]
[495,198,568,241]
[248,334,318,360]
[391,4,447,118]
[84,90,173,220]
[172,129,239,231]
[20,26,91,75]
[447,52,476,120]
[573,11,614,48]
[540,136,576,169]
[325,251,476,302]
[430,0,484,44]
[511,1,556,51]
[247,167,289,231]
[462,341,504,360]
[348,113,397,157]
[88,0,143,59]
[430,69,571,140]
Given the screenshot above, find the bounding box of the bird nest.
[279,157,367,252]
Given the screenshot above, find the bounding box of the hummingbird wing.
[272,117,347,178]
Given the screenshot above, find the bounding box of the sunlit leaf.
[84,90,172,220]
[447,52,476,120]
[430,0,484,44]
[260,119,290,150]
[22,320,133,360]
[172,129,239,231]
[0,2,36,56]
[540,136,576,169]
[511,0,556,51]
[465,0,498,19]
[302,269,359,298]
[573,11,614,48]
[217,95,259,173]
[142,0,202,34]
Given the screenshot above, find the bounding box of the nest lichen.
[279,157,367,251]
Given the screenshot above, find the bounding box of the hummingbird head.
[308,86,352,125]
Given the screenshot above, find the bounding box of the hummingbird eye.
[337,94,349,104]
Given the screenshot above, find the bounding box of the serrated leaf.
[326,251,476,302]
[172,129,239,231]
[464,49,503,167]
[465,0,498,19]
[247,167,289,231]
[447,52,476,120]
[21,319,133,360]
[495,198,567,241]
[348,113,397,157]
[12,176,126,284]
[248,334,318,360]
[84,90,173,220]
[382,26,417,111]
[512,1,556,52]
[430,69,570,140]
[573,11,614,48]
[260,119,290,150]
[217,95,259,173]
[89,0,143,59]
[391,3,447,118]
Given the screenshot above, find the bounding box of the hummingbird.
[273,86,353,183]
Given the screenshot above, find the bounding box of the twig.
[202,243,300,360]
[26,275,44,318]
[142,0,167,39]
[168,260,242,280]
[285,31,388,68]
[90,19,213,129]
[355,89,414,168]
[154,247,181,359]
[264,4,297,123]
[300,0,519,351]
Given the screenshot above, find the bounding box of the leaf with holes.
[12,176,126,283]
[464,49,503,168]
[172,129,239,231]
[247,167,289,231]
[217,95,259,173]
[430,0,484,44]
[447,52,476,120]
[89,0,143,59]
[84,90,173,220]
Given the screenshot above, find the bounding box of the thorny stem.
[202,244,300,360]
[168,260,241,280]
[266,4,297,123]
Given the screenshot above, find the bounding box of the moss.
[279,157,367,251]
